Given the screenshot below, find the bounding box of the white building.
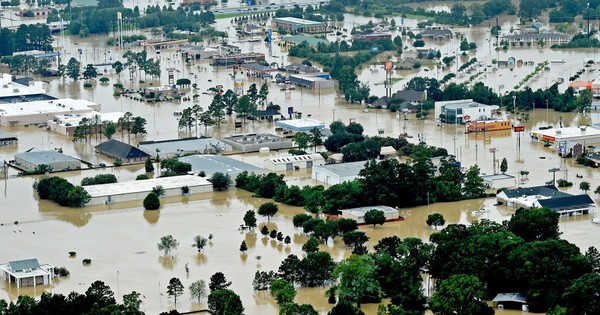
[496,185,596,215]
[339,205,399,224]
[311,161,367,185]
[481,174,517,189]
[0,73,47,100]
[434,99,499,124]
[264,153,325,171]
[14,149,81,172]
[0,98,98,126]
[84,175,212,205]
[275,118,325,132]
[530,125,600,145]
[0,258,54,288]
[47,111,124,136]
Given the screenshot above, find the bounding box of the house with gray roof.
[0,258,54,288]
[497,185,596,215]
[14,148,80,172]
[284,63,320,74]
[138,137,232,159]
[95,139,150,163]
[419,28,452,40]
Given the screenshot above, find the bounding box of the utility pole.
[588,3,591,38]
[489,148,497,174]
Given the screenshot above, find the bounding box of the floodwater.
[1,8,600,315]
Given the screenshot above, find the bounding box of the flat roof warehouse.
[84,176,211,198]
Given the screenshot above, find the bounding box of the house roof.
[500,185,568,199]
[313,161,367,177]
[281,35,330,47]
[267,153,324,165]
[284,63,320,73]
[537,194,595,211]
[239,63,277,72]
[15,150,79,165]
[372,96,389,107]
[393,90,426,102]
[380,146,397,156]
[8,258,40,272]
[419,29,452,37]
[95,139,150,159]
[493,293,527,304]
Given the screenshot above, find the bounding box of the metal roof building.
[14,149,81,172]
[264,153,325,171]
[311,161,367,185]
[138,137,233,158]
[275,118,325,132]
[0,258,55,288]
[95,139,151,163]
[339,205,399,224]
[179,154,265,176]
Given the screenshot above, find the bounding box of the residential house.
[95,139,151,163]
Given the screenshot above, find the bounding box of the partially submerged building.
[0,131,18,146]
[311,161,367,185]
[220,133,294,152]
[138,137,233,158]
[95,139,151,163]
[84,175,212,205]
[288,73,334,89]
[47,111,125,136]
[264,153,325,171]
[481,174,517,189]
[339,205,399,224]
[14,148,81,172]
[0,258,54,288]
[179,155,265,176]
[0,98,98,127]
[275,118,325,133]
[272,17,327,34]
[496,185,596,215]
[434,99,499,124]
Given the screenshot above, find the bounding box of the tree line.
[0,24,53,56]
[33,176,91,207]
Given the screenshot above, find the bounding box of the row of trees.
[81,174,118,186]
[73,112,147,143]
[33,176,90,207]
[0,24,53,56]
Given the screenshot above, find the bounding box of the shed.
[492,293,527,310]
[311,161,367,185]
[95,139,151,163]
[275,118,325,132]
[14,149,81,172]
[0,131,18,146]
[0,258,54,288]
[339,205,399,224]
[264,153,325,171]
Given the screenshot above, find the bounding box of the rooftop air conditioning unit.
[556,130,562,134]
[580,125,588,131]
[13,88,19,92]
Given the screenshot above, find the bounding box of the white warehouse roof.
[84,175,211,198]
[267,153,324,165]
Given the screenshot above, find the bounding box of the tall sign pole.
[489,148,497,174]
[384,61,393,98]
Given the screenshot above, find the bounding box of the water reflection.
[143,210,160,224]
[158,255,178,270]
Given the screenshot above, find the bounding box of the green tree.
[575,90,592,113]
[280,303,319,315]
[563,273,600,315]
[143,192,160,210]
[234,95,254,124]
[294,132,311,151]
[145,158,154,172]
[309,128,323,152]
[193,235,208,252]
[103,122,116,140]
[82,63,98,80]
[258,202,279,222]
[328,301,365,315]
[66,57,81,80]
[239,240,248,252]
[209,272,232,291]
[131,116,147,137]
[431,274,493,315]
[462,165,485,198]
[342,231,369,254]
[211,172,232,191]
[167,277,184,308]
[580,181,591,193]
[243,210,257,229]
[122,291,143,313]
[209,94,226,128]
[507,207,560,242]
[270,279,296,305]
[65,186,91,207]
[302,237,319,253]
[500,157,508,174]
[247,83,259,104]
[364,209,386,228]
[426,213,446,229]
[189,280,208,303]
[157,235,179,255]
[258,82,269,107]
[222,89,238,115]
[208,289,244,315]
[333,254,382,307]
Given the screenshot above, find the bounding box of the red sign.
[463,115,471,121]
[513,125,525,132]
[384,61,393,71]
[489,148,497,153]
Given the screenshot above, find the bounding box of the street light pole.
[588,3,591,38]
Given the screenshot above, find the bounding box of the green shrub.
[136,174,149,180]
[143,192,161,210]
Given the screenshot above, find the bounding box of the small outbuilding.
[0,258,54,288]
[311,161,367,185]
[95,139,151,163]
[275,118,325,133]
[264,153,325,171]
[492,293,527,311]
[481,174,516,189]
[0,131,18,146]
[179,154,265,177]
[14,148,81,172]
[220,133,294,152]
[339,205,399,224]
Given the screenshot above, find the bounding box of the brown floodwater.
[1,8,600,315]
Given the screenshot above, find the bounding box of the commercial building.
[529,126,600,145]
[434,99,499,124]
[84,175,212,205]
[496,185,596,215]
[501,33,570,46]
[481,174,516,189]
[138,137,233,158]
[0,74,49,104]
[264,153,325,171]
[284,63,320,74]
[275,118,325,132]
[311,161,367,185]
[353,32,392,41]
[419,28,453,40]
[181,45,218,60]
[179,155,265,176]
[0,131,18,146]
[0,98,98,127]
[289,73,334,89]
[0,258,54,288]
[339,205,399,224]
[220,133,294,152]
[272,17,327,34]
[279,35,330,48]
[14,149,81,172]
[212,53,266,66]
[47,111,124,136]
[95,139,151,163]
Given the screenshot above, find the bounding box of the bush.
[81,174,117,186]
[181,186,190,194]
[557,179,573,187]
[211,172,232,191]
[68,251,76,258]
[83,82,93,88]
[114,158,123,166]
[82,259,92,265]
[54,267,70,277]
[136,174,149,180]
[143,192,161,210]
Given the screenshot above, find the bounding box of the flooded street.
[1,7,600,314]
